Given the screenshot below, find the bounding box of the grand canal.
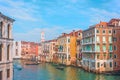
[12,60,120,80]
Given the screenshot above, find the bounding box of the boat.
[25,62,38,65]
[52,63,59,67]
[37,61,42,64]
[56,66,64,70]
[14,64,22,70]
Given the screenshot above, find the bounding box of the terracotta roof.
[95,21,108,27]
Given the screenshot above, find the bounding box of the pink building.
[21,41,39,60]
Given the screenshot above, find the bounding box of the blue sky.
[0,0,120,42]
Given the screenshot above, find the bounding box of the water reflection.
[13,60,120,80]
[0,63,13,80]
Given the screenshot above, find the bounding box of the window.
[104,54,106,59]
[68,39,70,43]
[96,45,100,52]
[109,44,112,51]
[0,71,2,80]
[78,32,81,36]
[0,44,2,61]
[7,69,10,78]
[109,30,111,34]
[7,45,10,60]
[113,30,116,34]
[7,24,10,38]
[96,36,100,42]
[103,36,106,42]
[97,54,100,59]
[110,62,112,67]
[109,53,112,59]
[102,25,104,27]
[104,62,106,67]
[114,62,117,67]
[97,30,99,33]
[109,36,112,43]
[113,37,117,42]
[103,45,106,52]
[114,54,117,58]
[97,62,100,68]
[16,49,18,56]
[114,46,117,50]
[0,22,3,38]
[103,30,105,33]
[16,42,18,46]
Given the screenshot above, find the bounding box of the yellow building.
[57,30,82,66]
[70,36,77,65]
[69,30,82,66]
[57,33,70,65]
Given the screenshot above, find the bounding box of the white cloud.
[0,0,40,21]
[88,8,120,24]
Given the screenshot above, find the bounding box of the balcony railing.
[82,41,95,45]
[82,50,95,53]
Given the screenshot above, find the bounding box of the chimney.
[62,33,66,36]
[73,30,75,36]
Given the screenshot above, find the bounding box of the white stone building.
[0,63,13,80]
[13,41,21,59]
[0,12,15,64]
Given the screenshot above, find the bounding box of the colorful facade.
[69,30,82,66]
[21,41,39,60]
[82,21,113,73]
[57,33,70,65]
[108,19,120,72]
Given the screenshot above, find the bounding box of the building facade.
[40,41,50,62]
[0,12,14,64]
[69,30,82,66]
[0,63,13,80]
[0,12,14,80]
[108,19,120,72]
[82,21,113,73]
[13,41,21,59]
[57,33,71,65]
[49,39,57,62]
[21,41,39,60]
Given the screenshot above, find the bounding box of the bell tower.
[41,31,45,43]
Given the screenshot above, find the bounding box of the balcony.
[82,50,95,53]
[82,41,95,45]
[0,37,14,42]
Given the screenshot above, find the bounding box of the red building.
[21,41,39,60]
[108,19,120,72]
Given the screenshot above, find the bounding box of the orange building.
[69,30,82,66]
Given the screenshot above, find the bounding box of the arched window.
[0,22,3,37]
[0,44,2,61]
[7,24,10,38]
[7,45,10,60]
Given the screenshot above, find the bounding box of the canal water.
[13,60,120,80]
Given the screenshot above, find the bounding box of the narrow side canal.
[13,60,120,80]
